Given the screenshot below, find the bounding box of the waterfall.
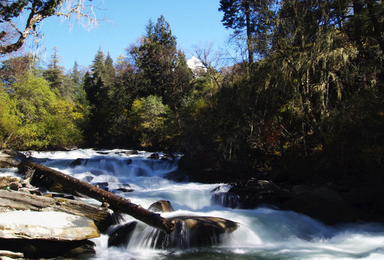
[15,149,384,260]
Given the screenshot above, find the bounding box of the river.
[2,148,384,260]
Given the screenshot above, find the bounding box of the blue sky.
[34,0,233,71]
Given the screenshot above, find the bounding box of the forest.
[1,0,384,187]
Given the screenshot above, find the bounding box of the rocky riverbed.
[0,150,240,259]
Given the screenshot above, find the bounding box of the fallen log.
[18,161,175,234]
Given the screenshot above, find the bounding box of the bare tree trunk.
[18,161,175,234]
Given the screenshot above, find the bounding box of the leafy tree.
[0,83,20,149]
[6,72,83,149]
[129,95,170,147]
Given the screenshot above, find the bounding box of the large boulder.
[170,216,238,233]
[145,215,238,249]
[0,211,100,241]
[281,184,384,224]
[227,179,384,225]
[228,179,292,208]
[0,211,100,258]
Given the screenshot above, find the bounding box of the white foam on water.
[7,149,384,260]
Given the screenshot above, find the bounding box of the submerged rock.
[148,153,160,159]
[148,200,174,212]
[69,158,83,167]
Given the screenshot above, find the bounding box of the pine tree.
[219,0,275,63]
[131,15,192,110]
[43,46,68,98]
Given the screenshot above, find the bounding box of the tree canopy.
[1,3,384,192]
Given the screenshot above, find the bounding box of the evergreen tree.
[131,15,192,110]
[105,52,116,82]
[83,48,117,146]
[43,46,72,100]
[219,0,275,63]
[69,61,89,114]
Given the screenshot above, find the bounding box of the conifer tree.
[219,0,275,63]
[43,46,71,99]
[131,15,192,110]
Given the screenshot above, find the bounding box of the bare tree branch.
[0,0,98,55]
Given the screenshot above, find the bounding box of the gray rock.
[0,211,100,241]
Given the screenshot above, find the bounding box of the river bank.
[177,153,384,225]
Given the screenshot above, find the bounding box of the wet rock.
[149,153,160,160]
[211,192,240,208]
[112,183,133,193]
[114,187,134,193]
[108,221,137,247]
[94,182,109,191]
[82,175,94,182]
[229,179,292,208]
[148,200,174,212]
[228,179,376,224]
[69,158,83,167]
[148,215,238,249]
[126,158,132,165]
[171,216,238,233]
[163,152,176,160]
[211,185,240,208]
[119,150,138,156]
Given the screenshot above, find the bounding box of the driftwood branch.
[18,161,175,234]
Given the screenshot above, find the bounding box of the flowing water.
[2,149,384,260]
